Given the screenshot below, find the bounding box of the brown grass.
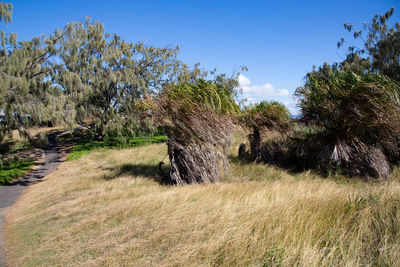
[5,136,400,266]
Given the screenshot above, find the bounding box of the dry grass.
[5,137,400,266]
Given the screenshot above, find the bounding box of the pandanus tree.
[241,101,290,162]
[143,77,240,185]
[295,70,400,179]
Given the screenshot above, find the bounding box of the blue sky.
[4,0,400,114]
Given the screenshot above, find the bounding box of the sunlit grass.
[66,135,167,161]
[5,138,400,266]
[1,126,67,154]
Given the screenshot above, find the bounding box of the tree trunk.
[249,127,272,163]
[166,135,220,185]
[93,125,105,141]
[249,127,263,162]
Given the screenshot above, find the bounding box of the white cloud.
[238,74,299,115]
[238,74,290,99]
[284,100,299,116]
[242,83,289,97]
[238,73,251,86]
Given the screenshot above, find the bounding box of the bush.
[0,157,35,184]
[295,71,400,179]
[241,101,291,162]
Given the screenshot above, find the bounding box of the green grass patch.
[0,157,35,185]
[66,135,167,161]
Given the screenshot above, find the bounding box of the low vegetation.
[6,136,400,266]
[0,157,34,184]
[66,135,167,161]
[294,71,400,179]
[241,101,291,162]
[143,78,240,185]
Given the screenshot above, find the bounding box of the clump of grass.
[66,135,167,161]
[0,157,35,184]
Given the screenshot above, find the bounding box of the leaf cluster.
[296,71,400,156]
[145,78,239,146]
[0,2,12,25]
[242,101,291,132]
[339,8,400,81]
[166,78,240,115]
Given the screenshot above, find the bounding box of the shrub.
[295,71,400,179]
[0,157,34,184]
[241,101,291,162]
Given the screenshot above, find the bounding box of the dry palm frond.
[141,79,239,185]
[319,138,390,180]
[294,71,400,179]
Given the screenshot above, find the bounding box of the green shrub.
[0,157,35,184]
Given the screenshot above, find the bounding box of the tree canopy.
[0,2,64,141]
[0,2,12,25]
[51,18,182,140]
[338,8,400,80]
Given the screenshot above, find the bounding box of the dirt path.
[0,131,64,266]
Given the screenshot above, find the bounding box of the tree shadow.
[0,141,14,154]
[102,163,172,185]
[228,153,319,176]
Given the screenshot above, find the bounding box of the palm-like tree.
[242,101,291,162]
[295,71,400,179]
[144,78,240,185]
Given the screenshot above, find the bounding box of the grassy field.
[66,135,168,161]
[5,135,400,266]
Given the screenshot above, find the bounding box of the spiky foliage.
[0,2,64,141]
[297,71,400,152]
[244,101,290,131]
[295,71,400,179]
[144,78,240,185]
[242,101,290,162]
[52,18,181,140]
